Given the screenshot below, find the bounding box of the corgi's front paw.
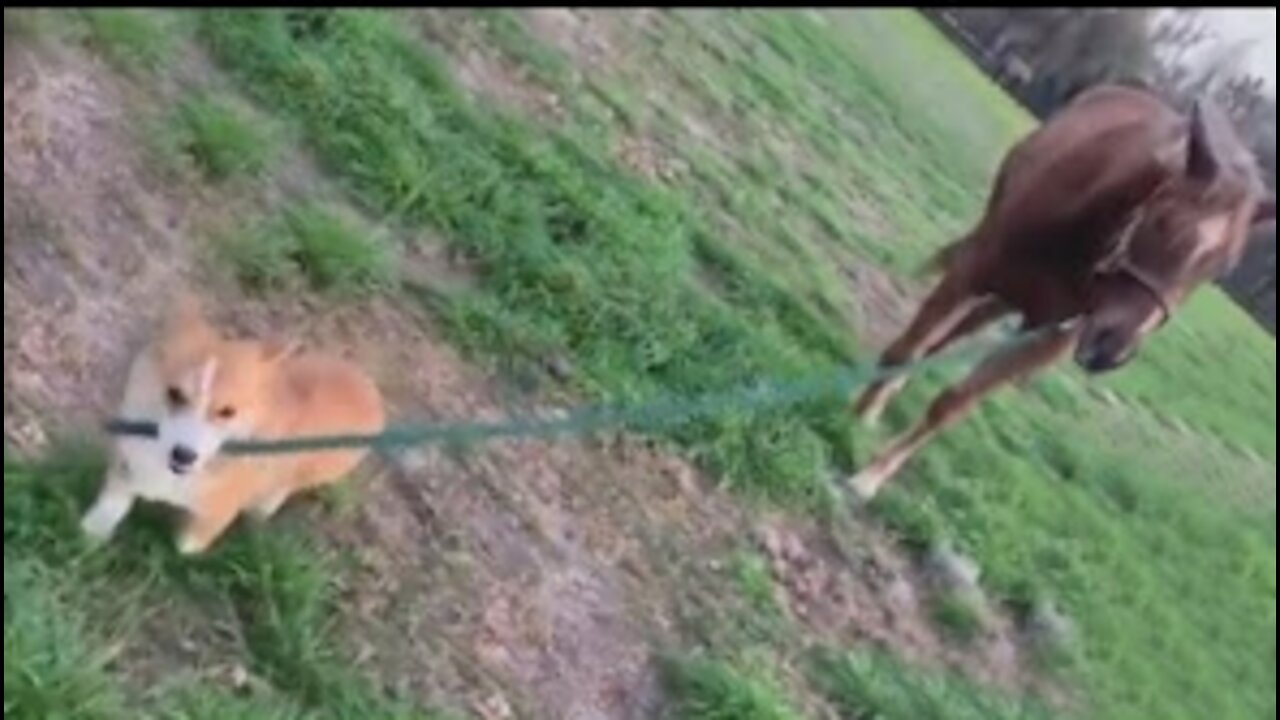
[80,491,135,544]
[80,513,116,544]
[177,531,211,556]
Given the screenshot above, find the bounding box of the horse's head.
[1076,101,1275,375]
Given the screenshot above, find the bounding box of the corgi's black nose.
[170,445,198,469]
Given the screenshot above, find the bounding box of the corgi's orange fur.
[82,296,385,554]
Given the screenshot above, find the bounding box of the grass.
[221,203,396,296]
[470,10,573,90]
[730,551,782,619]
[79,10,172,72]
[929,591,985,646]
[155,692,307,720]
[3,561,298,720]
[4,561,129,720]
[1103,290,1277,460]
[3,445,450,720]
[811,650,1055,720]
[661,656,804,720]
[5,8,1276,720]
[166,93,276,182]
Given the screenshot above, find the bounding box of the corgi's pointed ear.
[261,338,300,364]
[162,293,217,343]
[168,293,205,326]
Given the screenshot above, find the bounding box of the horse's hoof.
[848,468,886,502]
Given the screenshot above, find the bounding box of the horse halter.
[1094,205,1174,327]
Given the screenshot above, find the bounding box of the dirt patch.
[840,261,922,350]
[3,45,199,448]
[422,9,689,189]
[453,45,566,125]
[756,517,1045,698]
[614,134,686,185]
[522,9,658,72]
[305,310,746,719]
[414,10,569,126]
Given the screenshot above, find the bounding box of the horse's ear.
[1186,101,1222,182]
[1254,196,1276,226]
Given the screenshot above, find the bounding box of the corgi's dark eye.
[166,387,188,408]
[216,406,237,421]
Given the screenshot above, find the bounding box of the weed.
[168,93,275,182]
[282,204,395,294]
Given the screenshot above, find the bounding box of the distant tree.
[1151,9,1211,71]
[942,9,1161,114]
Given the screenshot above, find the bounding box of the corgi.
[81,296,385,555]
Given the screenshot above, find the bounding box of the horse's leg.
[853,274,982,425]
[849,324,1080,500]
[923,296,1010,357]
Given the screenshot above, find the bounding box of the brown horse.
[849,85,1276,500]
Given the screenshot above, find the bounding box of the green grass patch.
[730,551,782,619]
[1104,289,1276,460]
[875,389,1276,720]
[929,591,985,646]
[4,446,449,720]
[221,203,396,296]
[811,650,1054,720]
[166,93,276,182]
[4,559,308,720]
[79,10,172,72]
[155,691,307,720]
[4,560,129,720]
[661,656,803,720]
[470,10,573,90]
